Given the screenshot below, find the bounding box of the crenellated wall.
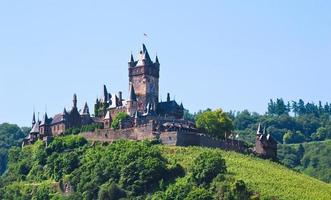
[81,127,248,154]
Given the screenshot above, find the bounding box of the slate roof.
[51,113,66,125]
[128,83,137,101]
[30,122,39,133]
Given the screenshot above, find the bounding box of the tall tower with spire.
[128,44,160,113]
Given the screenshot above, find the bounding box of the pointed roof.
[103,85,108,102]
[30,121,39,134]
[142,44,151,61]
[256,123,262,135]
[155,55,159,64]
[40,112,48,126]
[130,53,134,63]
[32,112,36,125]
[128,83,137,101]
[136,44,152,66]
[81,102,90,115]
[62,108,67,115]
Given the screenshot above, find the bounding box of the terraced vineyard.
[160,146,331,200]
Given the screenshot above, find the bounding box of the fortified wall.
[81,126,248,154]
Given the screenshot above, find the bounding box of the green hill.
[278,140,331,183]
[161,146,331,200]
[0,136,330,200]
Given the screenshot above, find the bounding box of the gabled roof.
[51,113,66,125]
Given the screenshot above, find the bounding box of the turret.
[127,82,138,116]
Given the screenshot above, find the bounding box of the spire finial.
[130,52,134,62]
[73,93,77,108]
[32,108,36,126]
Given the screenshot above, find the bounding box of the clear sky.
[1,1,331,127]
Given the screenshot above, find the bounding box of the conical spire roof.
[81,102,90,115]
[103,85,108,102]
[128,82,137,101]
[130,53,134,62]
[40,112,48,126]
[142,44,151,62]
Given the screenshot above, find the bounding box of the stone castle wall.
[82,127,247,154]
[82,122,156,142]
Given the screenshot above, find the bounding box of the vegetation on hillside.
[186,99,331,144]
[160,146,331,200]
[0,123,28,175]
[195,109,234,139]
[278,140,331,183]
[1,136,330,200]
[0,136,256,200]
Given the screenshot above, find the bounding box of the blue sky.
[0,1,331,126]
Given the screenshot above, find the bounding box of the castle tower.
[128,44,160,113]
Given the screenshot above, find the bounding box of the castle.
[23,44,277,160]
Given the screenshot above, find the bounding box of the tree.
[98,183,126,200]
[184,187,212,200]
[298,99,306,115]
[191,152,227,185]
[283,131,305,144]
[311,127,328,141]
[111,112,129,130]
[195,109,233,139]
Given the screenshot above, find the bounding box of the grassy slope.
[160,145,331,200]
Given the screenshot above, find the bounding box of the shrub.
[191,151,227,185]
[111,112,129,130]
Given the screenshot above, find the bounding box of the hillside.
[161,146,331,200]
[278,140,331,183]
[0,123,28,174]
[0,136,330,200]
